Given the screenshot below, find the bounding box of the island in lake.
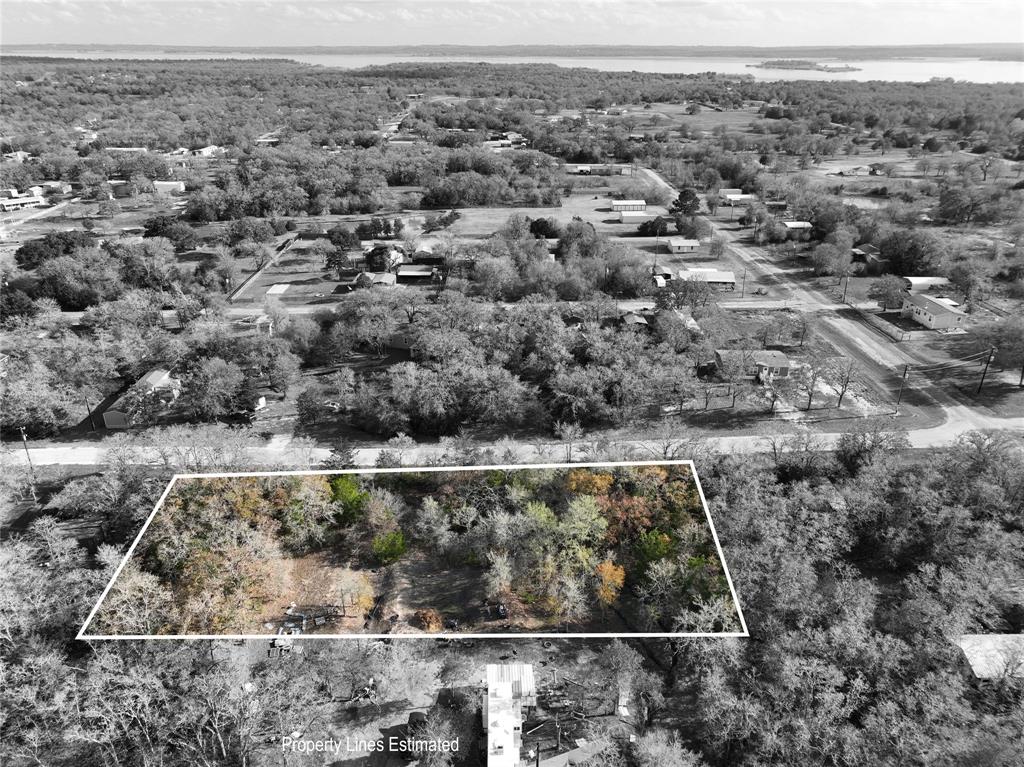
[748,59,862,72]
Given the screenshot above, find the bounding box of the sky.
[1,0,1022,48]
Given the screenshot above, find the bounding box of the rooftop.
[957,635,1024,679]
[903,292,966,316]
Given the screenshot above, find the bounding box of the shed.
[611,199,647,212]
[153,180,186,195]
[616,211,657,224]
[901,276,952,292]
[723,193,757,206]
[679,268,736,290]
[782,221,813,230]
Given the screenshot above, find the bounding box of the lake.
[5,49,1023,83]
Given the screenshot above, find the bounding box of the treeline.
[2,432,1021,765]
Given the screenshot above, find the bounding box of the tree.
[869,274,907,310]
[655,279,715,311]
[183,357,243,420]
[826,358,857,408]
[879,229,938,276]
[594,559,625,608]
[96,198,121,218]
[671,188,701,217]
[798,358,828,410]
[638,216,669,237]
[371,530,407,564]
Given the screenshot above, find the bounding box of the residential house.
[354,271,397,288]
[715,349,791,381]
[900,293,966,330]
[363,244,404,272]
[956,635,1024,680]
[3,150,32,163]
[41,180,72,194]
[666,237,700,253]
[850,243,880,261]
[0,194,45,211]
[619,311,650,328]
[483,664,536,767]
[782,221,813,232]
[191,145,222,158]
[396,264,438,284]
[102,368,181,429]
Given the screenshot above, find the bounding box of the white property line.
[78,459,748,641]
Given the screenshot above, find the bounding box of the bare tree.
[827,358,857,408]
[554,420,585,462]
[798,359,829,411]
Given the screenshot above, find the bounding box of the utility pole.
[19,426,38,502]
[741,268,747,298]
[894,365,910,415]
[977,346,997,394]
[841,275,850,303]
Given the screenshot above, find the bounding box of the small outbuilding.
[901,276,952,292]
[679,268,736,290]
[611,199,647,213]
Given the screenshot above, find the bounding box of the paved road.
[639,166,1020,433]
[8,404,1022,471]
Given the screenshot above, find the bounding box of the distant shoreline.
[3,42,1023,61]
[747,60,863,72]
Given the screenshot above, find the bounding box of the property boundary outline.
[78,459,749,640]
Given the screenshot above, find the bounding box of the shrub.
[330,475,370,524]
[371,530,407,564]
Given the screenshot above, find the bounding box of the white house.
[191,145,222,158]
[666,237,700,253]
[782,221,813,231]
[0,194,45,212]
[483,664,536,767]
[901,293,966,330]
[611,199,647,213]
